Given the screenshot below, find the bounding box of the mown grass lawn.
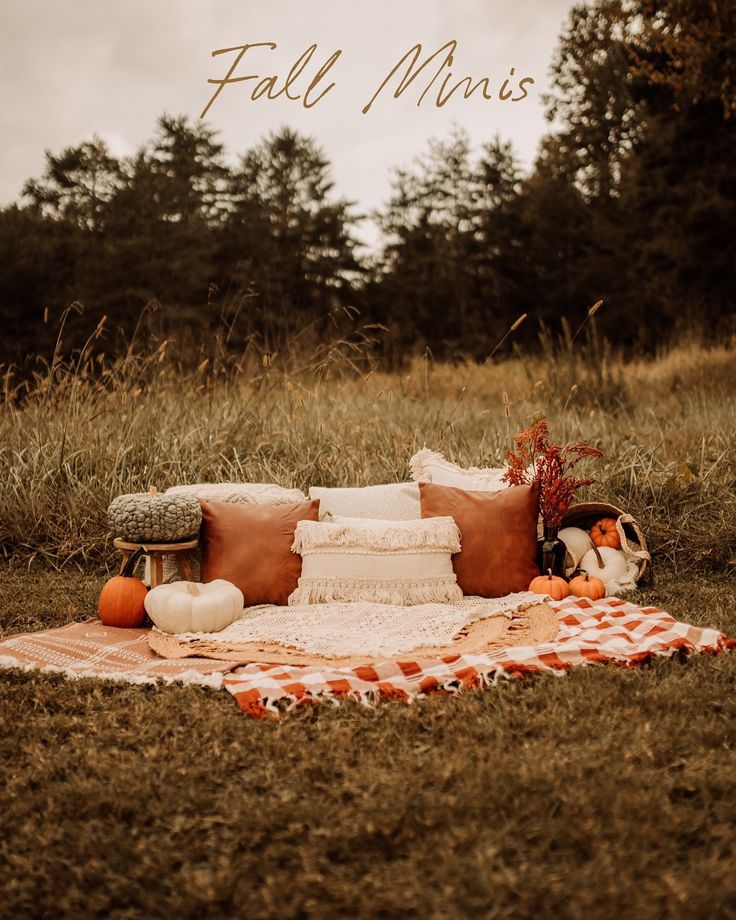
[2,564,734,919]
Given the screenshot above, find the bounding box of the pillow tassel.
[409,447,441,481]
[288,577,463,607]
[291,517,461,554]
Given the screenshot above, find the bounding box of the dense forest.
[1,0,734,365]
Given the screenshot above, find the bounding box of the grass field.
[1,334,735,918]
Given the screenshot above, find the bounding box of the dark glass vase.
[537,526,567,577]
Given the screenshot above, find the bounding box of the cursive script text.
[200,40,535,118]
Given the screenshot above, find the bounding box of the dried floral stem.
[503,418,602,529]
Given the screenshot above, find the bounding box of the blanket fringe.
[0,654,226,689]
[230,634,735,719]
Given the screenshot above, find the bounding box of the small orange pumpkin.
[99,547,148,628]
[589,517,621,550]
[529,572,570,600]
[568,571,606,600]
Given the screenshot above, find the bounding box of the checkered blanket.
[222,597,735,718]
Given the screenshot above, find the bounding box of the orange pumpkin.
[589,517,621,550]
[568,572,606,600]
[529,572,570,600]
[99,547,148,628]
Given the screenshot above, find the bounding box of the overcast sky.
[0,0,576,247]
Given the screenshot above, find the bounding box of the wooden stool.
[113,538,199,588]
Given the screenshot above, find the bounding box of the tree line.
[1,0,734,366]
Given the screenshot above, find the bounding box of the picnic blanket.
[0,597,733,718]
[221,597,735,718]
[0,620,237,688]
[147,594,558,666]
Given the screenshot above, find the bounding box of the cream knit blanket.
[170,593,540,659]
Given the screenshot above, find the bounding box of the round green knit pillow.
[108,489,202,543]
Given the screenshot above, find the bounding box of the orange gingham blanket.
[222,597,735,718]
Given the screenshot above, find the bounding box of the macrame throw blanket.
[149,593,556,667]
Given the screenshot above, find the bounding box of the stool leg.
[179,553,194,582]
[150,554,164,588]
[119,552,131,575]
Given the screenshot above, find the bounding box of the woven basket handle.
[616,514,651,561]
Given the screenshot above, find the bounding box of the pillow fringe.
[288,576,463,607]
[292,517,461,554]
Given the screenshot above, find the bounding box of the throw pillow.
[308,482,420,521]
[419,481,540,597]
[159,482,307,584]
[409,448,508,492]
[200,499,320,606]
[166,482,306,504]
[289,516,462,606]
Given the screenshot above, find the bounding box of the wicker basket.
[561,502,651,583]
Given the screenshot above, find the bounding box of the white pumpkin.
[579,546,634,593]
[558,526,594,573]
[144,579,244,634]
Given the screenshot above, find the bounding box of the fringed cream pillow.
[289,517,462,606]
[409,449,508,492]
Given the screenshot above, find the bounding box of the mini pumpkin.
[144,579,244,634]
[589,517,622,550]
[568,571,606,600]
[108,486,202,544]
[99,547,148,628]
[529,572,571,600]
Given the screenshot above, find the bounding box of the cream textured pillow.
[289,516,462,606]
[166,482,306,505]
[409,449,509,492]
[308,483,420,521]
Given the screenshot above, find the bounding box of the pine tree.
[220,128,361,350]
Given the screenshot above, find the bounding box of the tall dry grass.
[1,313,735,573]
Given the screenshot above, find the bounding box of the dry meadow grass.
[1,331,735,918]
[1,329,735,571]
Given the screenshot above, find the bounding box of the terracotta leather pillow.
[199,499,320,606]
[419,481,539,597]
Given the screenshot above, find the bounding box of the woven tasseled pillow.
[409,449,509,492]
[288,516,462,606]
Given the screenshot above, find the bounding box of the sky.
[0,0,576,247]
